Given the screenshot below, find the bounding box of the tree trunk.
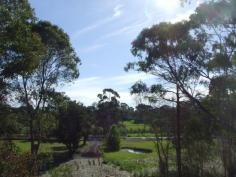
[30,117,35,154]
[176,85,182,177]
[83,134,88,146]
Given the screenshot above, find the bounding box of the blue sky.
[29,0,202,106]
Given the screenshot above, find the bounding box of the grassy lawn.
[14,140,66,153]
[13,140,70,172]
[122,120,154,137]
[103,140,158,173]
[123,120,150,131]
[126,133,155,137]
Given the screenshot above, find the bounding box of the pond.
[121,148,152,154]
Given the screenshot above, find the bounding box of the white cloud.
[170,9,194,23]
[79,43,106,53]
[99,20,146,40]
[72,4,124,39]
[113,4,123,17]
[59,73,155,106]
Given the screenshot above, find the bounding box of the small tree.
[105,125,120,152]
[57,101,84,155]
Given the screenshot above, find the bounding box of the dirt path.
[42,142,131,177]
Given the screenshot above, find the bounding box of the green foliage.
[57,101,84,154]
[0,0,80,155]
[96,88,121,134]
[0,141,38,177]
[0,104,22,136]
[125,1,236,177]
[182,116,217,177]
[105,125,120,152]
[0,0,45,78]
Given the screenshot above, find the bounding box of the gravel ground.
[42,141,131,177]
[42,157,131,177]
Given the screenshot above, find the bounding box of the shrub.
[105,125,120,152]
[0,141,38,177]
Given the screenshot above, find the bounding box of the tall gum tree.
[0,0,45,102]
[125,21,203,177]
[96,88,121,134]
[130,81,175,177]
[13,21,80,155]
[187,1,236,176]
[126,0,236,176]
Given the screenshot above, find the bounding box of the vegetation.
[96,88,121,134]
[1,0,236,177]
[104,140,159,174]
[14,140,65,153]
[105,125,121,152]
[0,141,37,177]
[122,120,153,137]
[57,100,84,155]
[123,120,151,132]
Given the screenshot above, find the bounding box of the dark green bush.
[105,125,120,152]
[0,141,38,177]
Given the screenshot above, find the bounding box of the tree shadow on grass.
[39,146,71,173]
[51,146,67,151]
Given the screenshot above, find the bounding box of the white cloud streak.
[99,20,145,40]
[79,43,106,53]
[72,4,124,38]
[113,4,123,17]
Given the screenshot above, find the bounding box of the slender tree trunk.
[30,117,35,154]
[83,134,88,146]
[176,85,182,177]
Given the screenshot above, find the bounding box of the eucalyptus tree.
[119,102,134,121]
[13,21,80,154]
[131,81,178,177]
[81,105,96,145]
[96,88,121,134]
[125,21,202,177]
[0,0,45,142]
[0,0,44,102]
[186,2,236,175]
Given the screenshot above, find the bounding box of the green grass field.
[123,120,150,131]
[122,120,154,137]
[103,140,157,173]
[14,140,66,153]
[13,140,70,172]
[126,133,155,137]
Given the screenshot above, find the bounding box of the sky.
[29,0,202,106]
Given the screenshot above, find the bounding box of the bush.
[105,125,120,152]
[0,141,38,177]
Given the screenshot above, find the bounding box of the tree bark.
[176,84,182,177]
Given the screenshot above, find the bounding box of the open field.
[123,121,150,131]
[122,120,154,137]
[103,140,158,173]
